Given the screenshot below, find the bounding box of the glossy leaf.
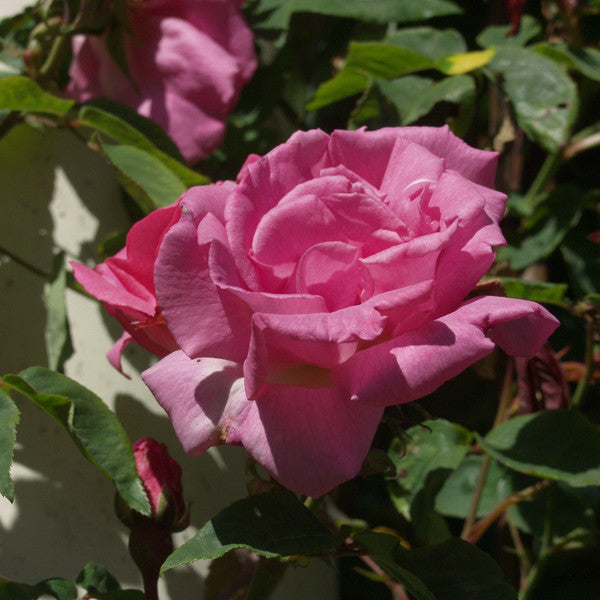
[34,579,78,600]
[161,491,345,572]
[307,43,432,110]
[489,47,578,152]
[378,74,475,125]
[478,410,600,487]
[385,27,466,60]
[534,43,600,82]
[2,368,150,515]
[476,15,541,48]
[76,563,120,594]
[0,388,19,501]
[100,143,187,213]
[44,251,73,373]
[498,186,584,270]
[496,277,570,308]
[435,455,516,519]
[0,76,73,115]
[78,103,208,188]
[253,0,461,29]
[355,532,517,600]
[388,420,472,543]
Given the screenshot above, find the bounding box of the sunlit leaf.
[99,143,187,213]
[385,27,466,60]
[489,47,578,151]
[0,389,19,501]
[0,76,73,115]
[307,43,432,110]
[2,368,150,515]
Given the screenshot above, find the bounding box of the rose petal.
[236,384,384,497]
[142,351,249,455]
[155,218,250,362]
[333,296,559,406]
[71,262,154,316]
[226,129,331,288]
[107,331,134,376]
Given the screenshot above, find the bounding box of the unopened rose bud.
[132,437,189,530]
[115,438,190,600]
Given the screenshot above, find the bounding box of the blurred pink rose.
[66,0,257,164]
[134,126,559,497]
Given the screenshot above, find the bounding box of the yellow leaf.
[436,47,496,75]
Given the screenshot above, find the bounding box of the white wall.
[0,3,337,597]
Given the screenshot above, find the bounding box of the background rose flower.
[65,0,257,164]
[71,183,234,372]
[139,126,559,497]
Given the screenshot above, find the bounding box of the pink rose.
[65,0,257,164]
[135,126,559,497]
[71,202,180,373]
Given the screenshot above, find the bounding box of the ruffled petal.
[333,296,559,406]
[154,217,250,361]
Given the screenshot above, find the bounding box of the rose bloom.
[65,0,257,164]
[76,127,559,497]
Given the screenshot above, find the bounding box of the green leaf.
[509,481,599,538]
[161,491,345,572]
[533,43,600,82]
[0,389,19,501]
[478,410,600,487]
[91,592,145,600]
[393,538,518,600]
[76,563,120,594]
[561,226,600,296]
[44,252,73,373]
[498,185,584,270]
[78,102,207,187]
[355,533,517,600]
[0,54,24,78]
[253,0,461,29]
[385,27,466,60]
[35,578,78,600]
[476,15,541,48]
[435,455,517,519]
[307,43,432,110]
[495,277,570,308]
[353,532,435,600]
[2,368,150,515]
[489,47,578,152]
[378,74,475,125]
[0,581,39,600]
[0,76,73,115]
[100,143,188,213]
[388,420,472,544]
